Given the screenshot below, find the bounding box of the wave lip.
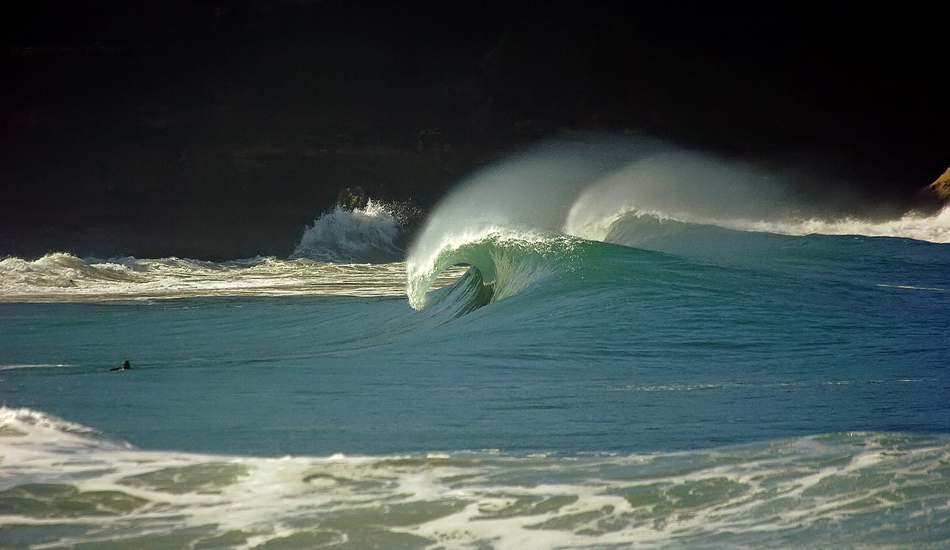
[0,406,123,450]
[405,226,584,311]
[405,136,651,311]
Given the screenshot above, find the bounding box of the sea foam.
[0,254,410,302]
[3,406,949,550]
[292,199,407,263]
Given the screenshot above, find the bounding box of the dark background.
[2,1,947,259]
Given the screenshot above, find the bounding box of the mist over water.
[407,137,656,266]
[564,152,795,248]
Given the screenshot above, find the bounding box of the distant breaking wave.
[733,205,950,242]
[567,193,950,246]
[406,135,949,310]
[0,200,436,302]
[0,254,410,302]
[291,199,408,263]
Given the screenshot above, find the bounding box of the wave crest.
[406,229,584,311]
[735,203,950,243]
[407,135,950,309]
[572,203,950,247]
[0,406,125,449]
[291,200,407,263]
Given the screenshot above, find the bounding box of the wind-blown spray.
[407,134,949,309]
[292,199,405,263]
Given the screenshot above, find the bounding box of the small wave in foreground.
[2,407,948,549]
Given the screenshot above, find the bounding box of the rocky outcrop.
[337,186,369,211]
[926,168,950,200]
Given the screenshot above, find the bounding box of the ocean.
[2,137,949,549]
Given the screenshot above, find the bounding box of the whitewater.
[2,136,949,548]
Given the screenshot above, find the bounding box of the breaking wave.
[291,199,408,263]
[0,253,410,302]
[406,228,589,312]
[406,135,949,310]
[3,406,950,550]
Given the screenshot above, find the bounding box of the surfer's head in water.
[111,360,131,371]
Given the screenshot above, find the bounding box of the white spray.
[406,134,949,305]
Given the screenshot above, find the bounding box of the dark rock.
[337,186,369,211]
[926,168,950,201]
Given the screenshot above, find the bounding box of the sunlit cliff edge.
[927,167,950,201]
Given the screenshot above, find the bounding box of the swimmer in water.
[110,360,131,371]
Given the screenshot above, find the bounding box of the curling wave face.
[405,228,587,311]
[406,135,949,310]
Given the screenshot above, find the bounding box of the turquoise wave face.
[404,134,948,314]
[406,230,592,311]
[406,210,950,321]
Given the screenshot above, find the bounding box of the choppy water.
[3,408,950,550]
[2,136,949,548]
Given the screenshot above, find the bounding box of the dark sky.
[2,1,947,259]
